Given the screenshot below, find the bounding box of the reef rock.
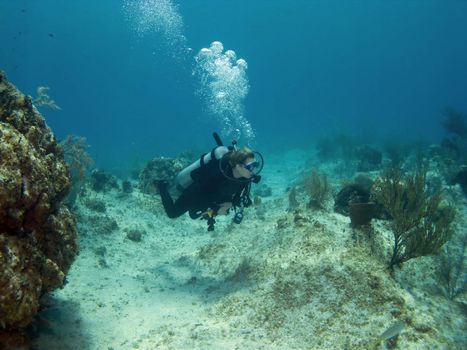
[139,156,189,194]
[0,72,78,333]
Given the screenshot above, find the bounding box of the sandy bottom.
[31,150,466,350]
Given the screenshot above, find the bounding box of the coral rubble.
[0,72,78,337]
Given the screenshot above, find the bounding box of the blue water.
[1,0,467,170]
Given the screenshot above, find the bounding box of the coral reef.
[334,181,372,216]
[90,169,119,192]
[84,214,119,235]
[437,108,467,187]
[440,135,467,163]
[384,142,412,168]
[125,229,144,242]
[121,179,133,194]
[441,107,467,138]
[356,144,382,172]
[302,168,330,209]
[453,166,467,195]
[60,135,93,206]
[0,72,77,337]
[287,186,300,212]
[315,133,355,162]
[139,156,190,194]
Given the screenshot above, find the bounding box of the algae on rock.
[0,71,78,337]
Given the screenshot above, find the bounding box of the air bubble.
[122,0,187,57]
[236,59,248,70]
[210,41,224,55]
[225,50,237,61]
[194,41,255,142]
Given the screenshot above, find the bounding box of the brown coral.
[372,166,455,269]
[139,156,190,194]
[0,71,78,337]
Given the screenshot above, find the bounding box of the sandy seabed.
[32,150,466,350]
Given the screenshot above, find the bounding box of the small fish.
[48,33,54,38]
[372,321,405,349]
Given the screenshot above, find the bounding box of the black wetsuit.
[157,158,251,219]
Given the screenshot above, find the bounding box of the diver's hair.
[224,147,254,167]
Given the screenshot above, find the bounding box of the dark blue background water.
[1,0,466,171]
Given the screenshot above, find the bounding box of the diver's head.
[225,147,260,179]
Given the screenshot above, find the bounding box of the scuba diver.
[156,132,264,231]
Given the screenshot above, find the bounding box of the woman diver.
[156,133,263,231]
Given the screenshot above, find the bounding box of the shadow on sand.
[146,255,256,302]
[29,295,91,350]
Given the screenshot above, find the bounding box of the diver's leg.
[156,181,187,218]
[189,210,203,219]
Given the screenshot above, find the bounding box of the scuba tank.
[174,145,229,192]
[174,132,232,193]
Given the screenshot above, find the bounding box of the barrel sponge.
[0,71,78,331]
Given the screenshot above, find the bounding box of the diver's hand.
[217,202,232,215]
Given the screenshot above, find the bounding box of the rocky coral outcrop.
[0,72,78,335]
[139,156,190,194]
